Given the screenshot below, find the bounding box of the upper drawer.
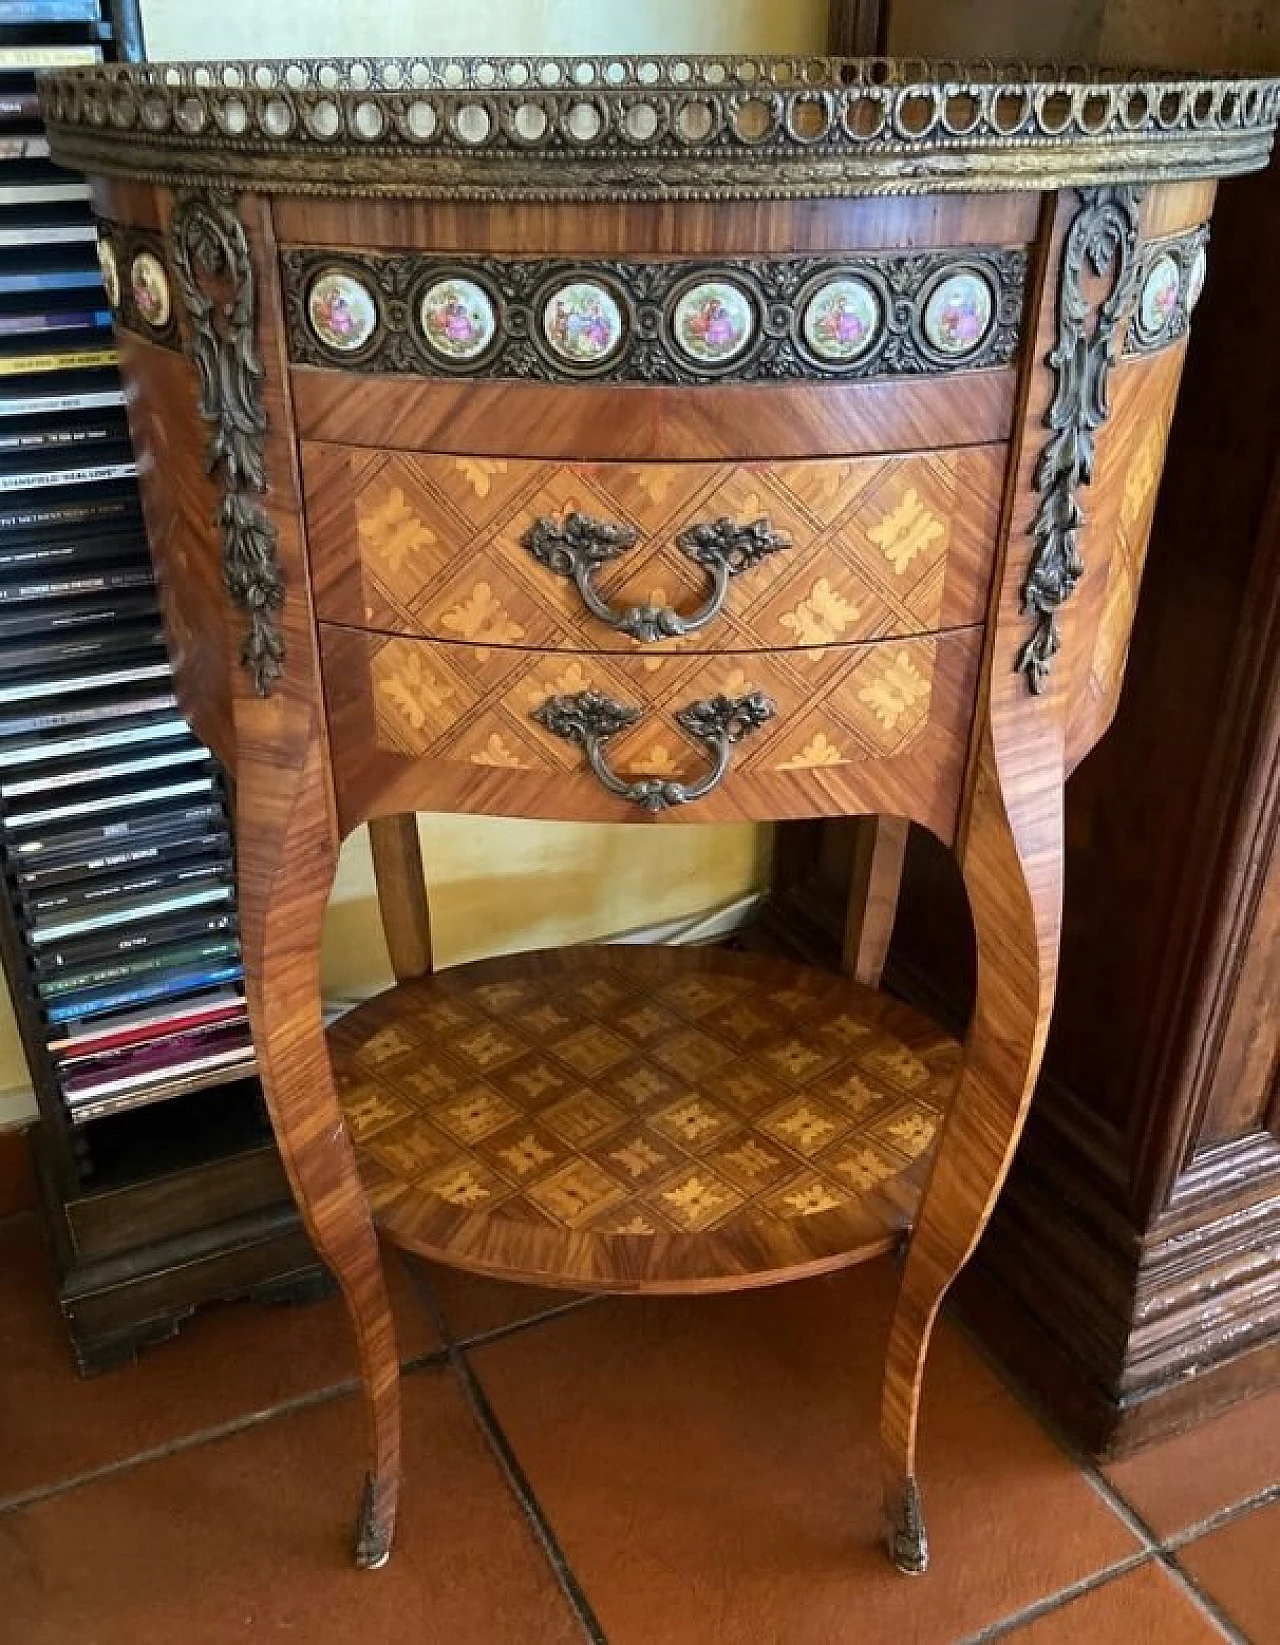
[303,444,1002,653]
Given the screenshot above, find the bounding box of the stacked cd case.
[0,4,254,1132]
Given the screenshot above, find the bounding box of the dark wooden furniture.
[950,148,1280,1456]
[812,0,1280,1457]
[0,0,325,1376]
[43,54,1278,1574]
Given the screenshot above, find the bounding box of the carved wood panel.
[1200,839,1279,1144]
[304,444,1001,654]
[939,162,1278,1455]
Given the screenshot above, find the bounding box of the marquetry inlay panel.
[304,445,1001,653]
[358,633,948,779]
[331,945,961,1288]
[1087,349,1186,709]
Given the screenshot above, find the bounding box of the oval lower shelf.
[330,944,961,1293]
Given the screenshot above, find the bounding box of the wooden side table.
[43,54,1279,1576]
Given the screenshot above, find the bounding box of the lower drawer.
[321,627,982,835]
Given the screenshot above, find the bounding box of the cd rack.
[0,0,326,1373]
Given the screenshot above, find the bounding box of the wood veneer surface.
[330,944,960,1291]
[272,191,1042,256]
[65,82,1242,1561]
[290,369,1019,460]
[304,444,1002,653]
[321,625,983,836]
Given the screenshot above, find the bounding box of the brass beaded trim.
[279,247,1027,385]
[39,57,1280,201]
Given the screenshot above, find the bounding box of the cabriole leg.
[879,725,1063,1573]
[238,739,402,1569]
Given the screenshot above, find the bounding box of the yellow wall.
[140,1,830,61]
[0,0,827,1119]
[325,817,772,1003]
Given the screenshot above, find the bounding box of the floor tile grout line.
[11,1267,1251,1633]
[1154,1483,1280,1645]
[0,1378,360,1517]
[946,1301,1280,1555]
[948,1302,1270,1643]
[1153,1548,1252,1645]
[418,1280,1257,1645]
[406,1265,610,1645]
[967,1318,1270,1645]
[1076,1468,1251,1642]
[946,1304,1157,1546]
[0,1346,447,1518]
[404,1271,1209,1645]
[1076,1456,1162,1548]
[941,1302,1169,1640]
[452,1345,611,1645]
[452,1294,604,1355]
[395,1253,602,1356]
[1035,1402,1254,1637]
[1162,1479,1280,1551]
[953,1550,1156,1645]
[402,1272,1267,1645]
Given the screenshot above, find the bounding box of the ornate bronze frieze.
[1017,185,1142,696]
[280,248,1027,386]
[169,190,285,697]
[38,59,1280,201]
[1123,224,1211,355]
[97,221,182,352]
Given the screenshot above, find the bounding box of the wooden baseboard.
[961,1099,1280,1455]
[31,1123,328,1376]
[62,1217,328,1376]
[957,1259,1280,1459]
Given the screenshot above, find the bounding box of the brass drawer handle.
[521,510,792,643]
[533,688,776,813]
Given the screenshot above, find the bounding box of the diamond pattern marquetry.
[304,444,1001,653]
[332,946,961,1288]
[365,633,942,779]
[1088,349,1185,705]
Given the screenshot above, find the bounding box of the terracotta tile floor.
[0,1210,1274,1644]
